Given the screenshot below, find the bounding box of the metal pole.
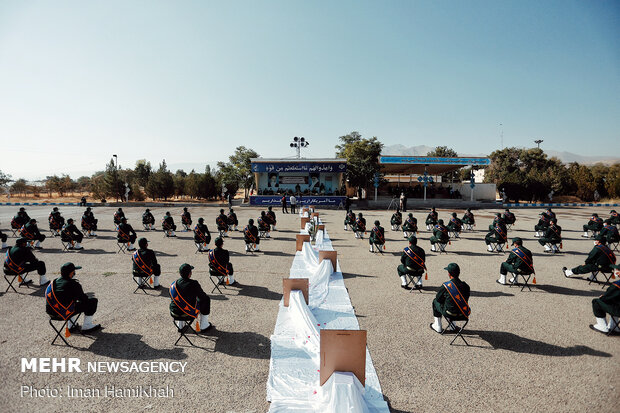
[423,167,427,201]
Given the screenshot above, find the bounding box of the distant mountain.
[382,145,619,165]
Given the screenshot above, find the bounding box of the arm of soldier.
[584,248,598,265]
[400,251,407,265]
[435,285,446,304]
[70,280,89,303]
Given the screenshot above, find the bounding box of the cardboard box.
[282,278,309,307]
[319,250,337,271]
[320,330,367,386]
[296,234,311,251]
[301,217,309,229]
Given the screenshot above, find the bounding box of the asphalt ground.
[0,205,618,413]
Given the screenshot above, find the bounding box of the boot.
[245,244,250,252]
[228,274,238,286]
[35,240,42,249]
[1,241,8,249]
[415,277,423,288]
[430,317,443,333]
[496,274,506,285]
[430,244,436,252]
[170,231,176,237]
[487,244,493,252]
[369,245,374,253]
[74,242,83,250]
[592,317,609,333]
[544,244,551,252]
[344,226,348,231]
[134,277,145,288]
[552,245,560,253]
[400,275,408,288]
[127,243,136,251]
[403,232,407,238]
[153,275,160,289]
[199,313,212,332]
[39,274,50,285]
[92,231,97,237]
[81,315,101,332]
[563,267,574,277]
[234,226,238,231]
[509,275,516,284]
[582,231,589,238]
[254,244,260,252]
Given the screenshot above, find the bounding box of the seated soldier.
[497,237,534,285]
[369,220,385,253]
[390,208,402,231]
[142,208,155,230]
[266,206,277,230]
[46,262,101,333]
[48,207,65,234]
[193,218,212,251]
[227,208,239,231]
[447,212,462,237]
[1,229,7,249]
[610,210,620,226]
[397,236,426,289]
[582,213,604,238]
[113,208,125,229]
[20,219,46,249]
[600,219,620,246]
[590,264,620,334]
[564,235,616,280]
[502,208,516,226]
[81,207,98,236]
[244,219,260,252]
[430,263,470,333]
[209,237,237,286]
[430,219,450,252]
[162,211,177,236]
[425,207,438,230]
[181,207,192,231]
[12,207,30,230]
[354,213,367,239]
[344,209,356,231]
[117,217,137,250]
[402,213,418,239]
[216,209,229,236]
[258,212,271,238]
[132,238,161,289]
[61,218,84,250]
[534,210,552,237]
[546,208,556,221]
[4,237,49,285]
[485,216,508,252]
[462,208,475,229]
[538,218,562,253]
[170,263,213,332]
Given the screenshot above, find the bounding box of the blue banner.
[250,196,346,206]
[251,162,347,173]
[379,156,490,166]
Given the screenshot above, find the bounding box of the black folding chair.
[49,313,82,346]
[449,230,461,240]
[173,317,199,346]
[10,225,21,237]
[589,270,615,289]
[609,241,619,252]
[209,271,227,294]
[245,242,256,254]
[117,241,130,254]
[509,271,536,292]
[3,271,32,293]
[195,242,208,254]
[133,275,154,294]
[433,242,448,254]
[218,228,228,238]
[442,315,470,346]
[371,243,384,254]
[61,239,76,251]
[488,241,506,253]
[405,273,424,293]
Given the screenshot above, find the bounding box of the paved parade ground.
[0,205,618,412]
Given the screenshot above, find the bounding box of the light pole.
[534,139,543,149]
[499,123,503,149]
[113,154,118,169]
[290,137,309,159]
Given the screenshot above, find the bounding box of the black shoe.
[152,284,162,290]
[229,281,240,287]
[69,324,81,333]
[200,323,214,334]
[82,324,102,333]
[401,285,412,290]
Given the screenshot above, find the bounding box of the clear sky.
[1,0,619,180]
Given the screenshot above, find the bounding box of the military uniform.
[503,210,516,225]
[430,221,449,248]
[61,220,84,249]
[49,209,65,231]
[390,210,402,230]
[600,221,620,245]
[397,239,426,288]
[485,220,508,248]
[0,231,7,249]
[132,239,161,288]
[534,211,552,236]
[425,209,438,227]
[447,215,462,234]
[430,263,470,333]
[194,220,212,248]
[538,222,562,251]
[4,241,47,280]
[162,213,177,235]
[258,213,271,237]
[12,209,30,229]
[81,208,98,234]
[142,209,155,227]
[169,267,211,332]
[181,209,192,229]
[21,220,46,247]
[354,214,366,239]
[266,207,277,230]
[402,214,418,238]
[46,263,100,332]
[498,239,534,284]
[591,278,620,333]
[564,239,616,276]
[244,221,260,251]
[216,210,228,233]
[582,214,604,237]
[369,223,385,252]
[610,210,620,226]
[118,220,137,248]
[113,209,125,227]
[209,242,236,284]
[344,210,356,230]
[462,209,475,227]
[227,209,239,230]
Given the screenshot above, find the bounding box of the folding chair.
[218,229,228,238]
[442,315,469,346]
[195,242,209,254]
[488,241,506,253]
[509,271,536,292]
[586,229,600,239]
[163,226,174,237]
[10,223,21,237]
[464,223,475,231]
[49,313,82,346]
[3,271,32,293]
[589,270,615,289]
[117,241,130,254]
[392,224,401,231]
[403,231,414,239]
[182,223,191,232]
[506,224,513,231]
[405,273,425,292]
[133,275,154,294]
[143,223,153,231]
[49,228,61,237]
[544,242,562,254]
[370,243,385,254]
[209,271,227,294]
[433,243,448,254]
[173,317,199,346]
[61,239,76,251]
[245,242,256,254]
[609,241,619,252]
[607,316,620,336]
[354,230,365,240]
[449,230,461,240]
[258,230,270,239]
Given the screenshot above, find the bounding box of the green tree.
[568,163,596,201]
[11,179,28,196]
[104,159,124,201]
[605,163,620,199]
[217,146,258,200]
[427,146,459,182]
[0,170,11,191]
[173,170,187,198]
[335,131,383,198]
[145,160,174,200]
[134,160,152,186]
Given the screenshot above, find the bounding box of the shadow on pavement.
[262,250,295,257]
[342,272,377,279]
[469,330,612,357]
[81,332,189,359]
[205,330,270,359]
[420,286,515,298]
[237,284,282,301]
[534,284,602,297]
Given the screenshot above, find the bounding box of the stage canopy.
[378,156,491,175]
